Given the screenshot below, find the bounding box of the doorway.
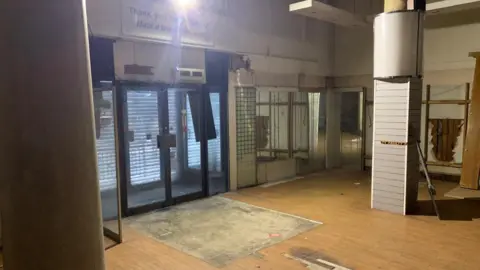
[327,88,366,170]
[89,36,123,244]
[339,89,365,170]
[118,83,228,215]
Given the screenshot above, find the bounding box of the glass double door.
[122,84,225,214]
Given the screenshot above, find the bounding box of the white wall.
[114,40,206,82]
[86,0,334,77]
[332,0,479,175]
[333,1,480,76]
[333,0,383,76]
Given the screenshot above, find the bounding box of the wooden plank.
[445,186,480,199]
[460,56,480,190]
[421,100,470,104]
[469,51,480,58]
[424,85,430,163]
[463,83,470,155]
[448,119,456,162]
[427,161,463,168]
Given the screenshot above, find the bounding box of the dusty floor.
[103,170,480,270]
[2,170,479,269]
[125,196,319,267]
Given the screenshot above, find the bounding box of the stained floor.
[104,170,480,270]
[3,170,479,269]
[125,196,320,267]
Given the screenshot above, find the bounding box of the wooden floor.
[3,170,480,269]
[103,170,480,270]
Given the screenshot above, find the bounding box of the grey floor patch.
[125,196,320,267]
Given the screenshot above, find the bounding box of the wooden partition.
[460,53,480,190]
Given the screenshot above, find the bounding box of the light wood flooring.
[2,170,480,269]
[104,170,480,270]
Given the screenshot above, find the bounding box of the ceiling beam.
[290,0,480,28]
[289,0,368,28]
[427,0,480,14]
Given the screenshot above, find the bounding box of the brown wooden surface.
[426,161,463,168]
[423,86,430,162]
[100,171,480,270]
[422,100,470,104]
[463,83,470,153]
[0,238,117,269]
[445,186,480,199]
[461,57,480,189]
[442,119,449,161]
[469,52,480,58]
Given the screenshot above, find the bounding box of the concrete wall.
[86,0,334,77]
[333,1,480,76]
[332,0,480,175]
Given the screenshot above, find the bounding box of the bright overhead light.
[173,0,197,12]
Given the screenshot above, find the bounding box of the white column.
[371,78,422,214]
[372,10,424,215]
[0,0,105,269]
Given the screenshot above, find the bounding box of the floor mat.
[125,196,321,267]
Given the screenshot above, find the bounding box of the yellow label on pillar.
[380,141,408,146]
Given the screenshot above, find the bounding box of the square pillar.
[372,78,422,215]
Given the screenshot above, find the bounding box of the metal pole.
[416,140,440,218]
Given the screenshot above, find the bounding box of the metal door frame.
[163,84,208,206]
[93,84,123,245]
[117,81,167,216]
[203,85,230,195]
[117,81,211,217]
[334,87,367,171]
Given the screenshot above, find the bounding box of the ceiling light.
[173,0,197,12]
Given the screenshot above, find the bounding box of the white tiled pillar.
[371,78,422,214]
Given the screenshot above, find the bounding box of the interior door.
[164,87,208,202]
[123,85,167,212]
[204,87,228,195]
[121,83,217,215]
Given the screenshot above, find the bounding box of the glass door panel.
[94,87,122,244]
[167,88,203,198]
[125,88,166,208]
[318,91,327,168]
[207,91,227,195]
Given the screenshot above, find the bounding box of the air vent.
[174,68,206,84]
[179,70,191,77]
[192,71,203,77]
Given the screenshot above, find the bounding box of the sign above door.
[121,0,222,47]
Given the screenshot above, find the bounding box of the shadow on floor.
[414,199,480,221]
